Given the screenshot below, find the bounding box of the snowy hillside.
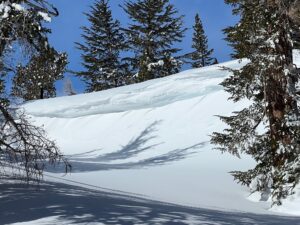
[13,57,300,223]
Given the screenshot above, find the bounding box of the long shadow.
[48,142,204,173]
[48,121,205,173]
[69,121,163,162]
[0,181,299,225]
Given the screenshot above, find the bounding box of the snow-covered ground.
[2,57,300,224]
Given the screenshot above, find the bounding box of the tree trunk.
[265,11,299,168]
[40,87,44,99]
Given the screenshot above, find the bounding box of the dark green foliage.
[76,0,126,92]
[190,13,215,68]
[293,25,300,49]
[122,0,186,82]
[211,0,300,205]
[12,49,67,100]
[0,0,70,182]
[0,0,55,55]
[0,0,56,102]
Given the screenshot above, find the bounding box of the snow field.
[23,57,300,216]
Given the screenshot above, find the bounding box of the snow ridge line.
[22,60,247,119]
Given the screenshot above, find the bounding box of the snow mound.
[23,60,244,118]
[22,57,300,216]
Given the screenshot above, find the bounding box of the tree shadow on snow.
[69,121,163,162]
[61,142,205,173]
[0,181,299,225]
[47,121,206,173]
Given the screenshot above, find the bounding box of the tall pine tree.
[190,13,215,68]
[211,0,300,205]
[12,49,67,100]
[76,0,126,92]
[123,0,186,82]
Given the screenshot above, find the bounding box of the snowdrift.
[22,56,300,216]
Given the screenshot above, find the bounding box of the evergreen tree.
[0,0,54,103]
[12,49,67,100]
[0,0,70,181]
[287,0,300,25]
[292,24,300,49]
[123,0,186,82]
[190,13,214,68]
[211,0,300,205]
[212,58,219,65]
[76,0,126,92]
[64,76,76,96]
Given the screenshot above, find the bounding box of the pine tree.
[211,0,300,205]
[76,0,126,92]
[64,76,76,96]
[12,49,67,100]
[190,13,214,68]
[212,58,219,65]
[287,0,300,49]
[0,0,54,103]
[0,0,70,181]
[292,24,300,49]
[123,0,186,82]
[287,0,300,25]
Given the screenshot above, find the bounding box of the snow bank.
[23,60,244,118]
[22,57,300,216]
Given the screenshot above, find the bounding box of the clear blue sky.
[47,0,238,94]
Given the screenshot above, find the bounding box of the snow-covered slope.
[24,60,244,118]
[22,58,300,217]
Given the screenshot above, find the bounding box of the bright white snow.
[21,57,300,218]
[38,11,52,22]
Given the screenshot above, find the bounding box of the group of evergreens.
[0,0,299,206]
[0,0,215,183]
[9,0,215,98]
[76,0,216,92]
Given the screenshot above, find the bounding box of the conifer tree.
[12,49,67,100]
[292,25,300,49]
[0,0,70,181]
[76,0,126,92]
[123,0,186,82]
[64,77,76,96]
[288,0,300,49]
[211,0,300,205]
[213,58,219,65]
[190,13,214,68]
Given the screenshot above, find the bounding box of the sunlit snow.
[13,56,300,224]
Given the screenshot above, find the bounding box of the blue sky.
[47,0,238,94]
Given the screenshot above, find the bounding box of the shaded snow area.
[1,181,300,225]
[2,58,300,224]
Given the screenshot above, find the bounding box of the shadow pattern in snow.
[49,122,205,173]
[0,181,299,225]
[68,121,163,162]
[49,143,204,173]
